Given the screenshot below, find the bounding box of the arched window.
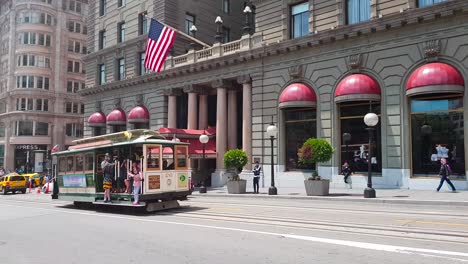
[406,63,465,178]
[279,83,317,171]
[335,74,382,173]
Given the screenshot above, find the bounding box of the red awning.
[158,127,216,136]
[279,83,317,109]
[128,105,150,124]
[335,74,381,103]
[179,138,216,158]
[106,108,126,126]
[406,62,465,96]
[87,112,106,127]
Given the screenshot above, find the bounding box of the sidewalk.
[191,186,468,207]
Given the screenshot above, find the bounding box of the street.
[0,195,467,264]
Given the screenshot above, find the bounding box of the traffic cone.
[28,180,32,193]
[37,188,41,193]
[45,182,50,194]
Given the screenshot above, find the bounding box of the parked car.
[22,173,43,188]
[0,173,27,194]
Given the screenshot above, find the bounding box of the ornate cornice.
[183,84,204,94]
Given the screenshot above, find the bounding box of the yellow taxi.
[0,173,27,194]
[22,173,43,187]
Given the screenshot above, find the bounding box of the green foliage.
[224,149,248,173]
[298,138,334,166]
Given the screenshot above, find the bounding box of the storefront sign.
[63,175,87,188]
[16,145,39,150]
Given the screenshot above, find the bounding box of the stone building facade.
[83,0,468,191]
[0,0,88,173]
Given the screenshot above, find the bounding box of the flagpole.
[145,15,211,48]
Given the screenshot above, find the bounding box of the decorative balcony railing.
[164,33,263,69]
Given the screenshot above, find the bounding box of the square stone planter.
[227,180,247,194]
[304,180,330,196]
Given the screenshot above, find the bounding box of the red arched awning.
[106,108,126,126]
[335,74,381,103]
[87,112,106,127]
[128,105,150,124]
[406,62,465,96]
[278,83,317,109]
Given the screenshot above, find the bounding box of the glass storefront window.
[340,103,382,173]
[284,108,316,171]
[411,96,465,179]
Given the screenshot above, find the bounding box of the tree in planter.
[224,149,248,181]
[298,138,334,180]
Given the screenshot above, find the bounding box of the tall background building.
[0,0,88,173]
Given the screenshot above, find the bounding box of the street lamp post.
[189,25,198,50]
[199,133,209,193]
[243,6,252,35]
[266,121,278,195]
[363,113,379,198]
[214,16,223,43]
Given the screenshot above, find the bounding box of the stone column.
[198,93,208,130]
[184,85,199,130]
[227,89,237,150]
[164,88,181,128]
[212,80,231,170]
[238,75,253,171]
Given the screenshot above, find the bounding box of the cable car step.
[93,200,146,207]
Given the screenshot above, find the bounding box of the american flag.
[144,19,176,72]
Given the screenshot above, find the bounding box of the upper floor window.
[418,0,447,8]
[16,76,49,90]
[139,12,148,35]
[67,60,82,73]
[99,0,106,16]
[17,12,53,25]
[99,30,106,50]
[36,99,48,112]
[117,21,125,43]
[65,102,82,114]
[67,80,84,93]
[35,122,49,136]
[185,14,195,36]
[14,121,33,136]
[17,54,50,68]
[347,0,371,25]
[69,0,82,13]
[117,58,125,80]
[139,52,148,76]
[19,32,51,46]
[222,26,230,43]
[68,21,83,33]
[118,0,126,8]
[222,0,230,14]
[16,98,33,111]
[66,123,83,138]
[99,64,106,85]
[291,2,309,39]
[41,0,52,4]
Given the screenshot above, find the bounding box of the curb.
[190,193,468,207]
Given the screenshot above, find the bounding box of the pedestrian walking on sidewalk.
[436,158,456,192]
[342,161,351,184]
[252,161,261,194]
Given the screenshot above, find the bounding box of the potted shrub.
[298,138,334,196]
[224,149,248,194]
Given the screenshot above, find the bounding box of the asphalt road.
[0,195,467,264]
